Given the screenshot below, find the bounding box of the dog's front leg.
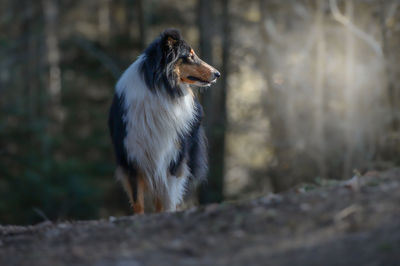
[132,174,145,214]
[154,197,164,213]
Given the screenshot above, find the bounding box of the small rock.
[57,223,69,229]
[233,229,246,238]
[300,203,311,212]
[342,175,360,192]
[260,194,283,205]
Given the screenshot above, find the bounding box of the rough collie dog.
[109,29,220,213]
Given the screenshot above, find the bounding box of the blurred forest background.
[1,0,400,225]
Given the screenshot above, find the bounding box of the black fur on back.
[108,94,128,169]
[187,103,208,182]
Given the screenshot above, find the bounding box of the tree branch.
[74,37,122,79]
[329,0,383,57]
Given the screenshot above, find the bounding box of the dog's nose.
[213,71,221,79]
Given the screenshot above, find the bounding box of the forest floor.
[1,169,400,266]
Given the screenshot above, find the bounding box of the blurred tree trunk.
[197,0,214,65]
[258,0,289,192]
[23,1,40,124]
[98,0,111,42]
[314,0,327,177]
[343,0,355,177]
[43,0,61,103]
[378,0,400,163]
[136,0,147,50]
[198,0,229,204]
[379,0,398,131]
[43,0,62,154]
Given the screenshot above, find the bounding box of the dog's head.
[141,29,220,97]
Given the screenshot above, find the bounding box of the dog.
[108,29,220,213]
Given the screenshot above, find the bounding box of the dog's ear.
[162,29,181,50]
[166,36,177,49]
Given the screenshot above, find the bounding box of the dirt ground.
[1,169,400,266]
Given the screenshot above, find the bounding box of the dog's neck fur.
[115,55,196,208]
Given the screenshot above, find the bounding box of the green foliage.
[0,140,103,225]
[0,35,124,225]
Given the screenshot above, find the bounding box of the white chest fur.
[115,55,196,205]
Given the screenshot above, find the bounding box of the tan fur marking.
[116,167,134,206]
[133,174,145,214]
[154,197,163,213]
[178,63,213,83]
[174,59,182,81]
[167,36,177,48]
[180,77,197,84]
[116,167,146,214]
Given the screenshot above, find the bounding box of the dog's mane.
[140,29,190,98]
